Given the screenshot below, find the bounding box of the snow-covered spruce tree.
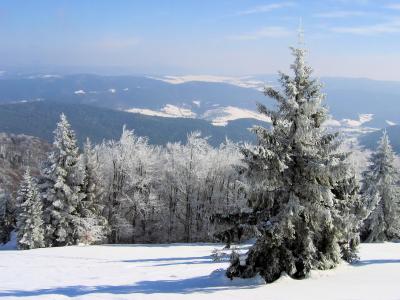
[361,132,400,242]
[75,138,108,244]
[0,187,14,244]
[16,168,45,250]
[41,113,84,247]
[226,43,361,283]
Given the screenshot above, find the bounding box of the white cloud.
[332,20,400,35]
[385,3,400,10]
[333,0,370,4]
[228,26,291,40]
[108,88,116,93]
[236,2,294,16]
[74,90,85,95]
[314,10,367,18]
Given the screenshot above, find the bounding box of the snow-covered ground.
[126,104,197,119]
[202,106,271,126]
[0,242,399,300]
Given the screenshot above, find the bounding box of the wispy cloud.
[332,0,370,4]
[236,2,294,16]
[331,20,400,35]
[385,3,400,10]
[95,37,140,50]
[227,26,291,40]
[314,10,367,18]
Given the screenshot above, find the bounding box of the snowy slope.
[0,243,399,299]
[125,105,272,126]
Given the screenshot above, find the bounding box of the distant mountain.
[0,74,269,111]
[1,73,399,129]
[321,77,400,127]
[359,125,400,154]
[0,101,268,146]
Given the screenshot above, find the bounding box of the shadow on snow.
[0,269,262,297]
[352,259,400,267]
[120,255,212,264]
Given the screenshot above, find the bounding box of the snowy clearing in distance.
[0,242,399,300]
[148,74,267,91]
[126,105,272,126]
[126,104,197,119]
[202,106,271,126]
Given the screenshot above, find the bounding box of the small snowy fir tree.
[226,40,361,283]
[16,168,45,250]
[41,113,84,246]
[361,132,400,242]
[75,138,108,244]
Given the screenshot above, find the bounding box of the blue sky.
[1,0,400,80]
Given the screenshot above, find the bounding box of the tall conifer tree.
[361,132,400,242]
[41,113,84,246]
[227,37,361,283]
[16,168,45,250]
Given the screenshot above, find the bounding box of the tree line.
[4,114,247,249]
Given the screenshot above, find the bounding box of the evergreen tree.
[0,187,14,244]
[226,41,361,283]
[361,132,400,242]
[16,168,45,250]
[41,113,84,246]
[75,138,108,244]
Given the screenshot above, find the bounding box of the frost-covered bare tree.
[98,127,160,243]
[16,168,45,250]
[361,132,400,242]
[226,43,361,283]
[339,138,372,180]
[95,129,246,243]
[161,132,211,242]
[159,133,246,243]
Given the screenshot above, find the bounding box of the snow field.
[0,242,399,300]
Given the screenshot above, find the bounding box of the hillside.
[0,74,399,128]
[0,74,268,111]
[0,101,267,146]
[359,125,400,153]
[0,242,398,300]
